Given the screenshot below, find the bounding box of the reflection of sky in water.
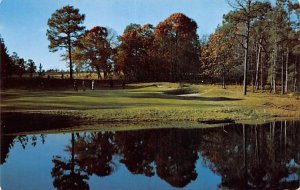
[88,156,220,190]
[1,133,220,190]
[284,159,300,183]
[1,135,69,190]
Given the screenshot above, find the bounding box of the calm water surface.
[1,121,300,190]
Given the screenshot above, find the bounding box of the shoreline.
[1,110,299,135]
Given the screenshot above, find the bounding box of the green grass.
[1,83,300,125]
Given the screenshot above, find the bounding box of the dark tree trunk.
[255,125,258,163]
[222,75,225,89]
[293,61,297,92]
[273,49,277,94]
[281,53,284,94]
[284,121,287,160]
[222,67,226,89]
[243,124,248,188]
[67,34,73,80]
[250,50,254,93]
[285,49,289,93]
[97,70,102,80]
[243,20,250,96]
[261,57,264,90]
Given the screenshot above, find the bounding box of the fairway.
[1,83,300,125]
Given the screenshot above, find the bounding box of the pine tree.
[47,5,85,80]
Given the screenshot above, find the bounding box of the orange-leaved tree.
[73,26,115,79]
[116,24,155,81]
[154,13,200,82]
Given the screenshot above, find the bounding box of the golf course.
[2,83,300,129]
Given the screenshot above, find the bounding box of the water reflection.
[1,121,300,189]
[1,134,46,164]
[52,133,89,190]
[199,122,300,189]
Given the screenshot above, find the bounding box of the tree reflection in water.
[74,132,117,177]
[51,133,89,190]
[1,121,300,189]
[199,121,300,189]
[151,130,198,187]
[115,129,198,187]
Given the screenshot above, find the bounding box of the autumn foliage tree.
[116,24,155,81]
[115,13,200,82]
[115,24,141,81]
[73,26,114,79]
[201,24,238,88]
[155,13,200,82]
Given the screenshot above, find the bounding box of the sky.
[0,0,232,70]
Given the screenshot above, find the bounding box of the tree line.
[201,0,300,94]
[0,39,46,80]
[1,0,299,94]
[45,5,200,82]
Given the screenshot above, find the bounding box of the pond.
[1,121,300,190]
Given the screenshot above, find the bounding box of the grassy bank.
[1,83,300,126]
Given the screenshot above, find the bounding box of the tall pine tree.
[47,5,85,80]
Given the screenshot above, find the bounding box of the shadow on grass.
[2,80,156,91]
[132,92,242,102]
[1,112,85,134]
[0,84,156,99]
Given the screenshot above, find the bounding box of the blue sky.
[0,0,231,70]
